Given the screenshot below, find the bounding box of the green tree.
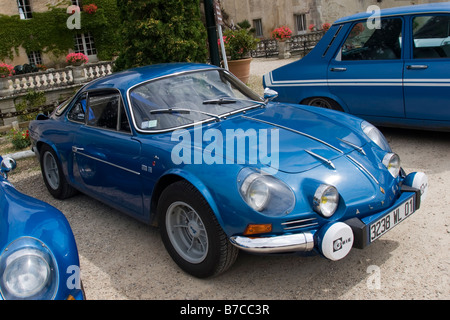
[114,0,208,71]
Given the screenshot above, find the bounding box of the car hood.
[195,103,369,174]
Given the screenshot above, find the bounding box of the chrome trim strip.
[74,151,141,176]
[337,138,366,155]
[242,116,344,154]
[346,155,379,185]
[283,223,319,230]
[305,150,336,169]
[229,232,315,254]
[281,218,316,225]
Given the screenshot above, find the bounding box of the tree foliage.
[114,0,208,71]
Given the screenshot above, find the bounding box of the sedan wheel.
[304,97,343,111]
[158,180,238,278]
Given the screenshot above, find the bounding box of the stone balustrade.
[0,61,114,127]
[0,61,113,97]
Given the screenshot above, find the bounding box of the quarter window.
[412,15,450,59]
[340,18,403,60]
[87,92,130,132]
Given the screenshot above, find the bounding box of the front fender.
[152,168,225,228]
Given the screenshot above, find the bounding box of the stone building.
[0,0,104,67]
[220,0,446,38]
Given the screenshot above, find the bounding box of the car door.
[404,14,450,121]
[328,18,405,118]
[71,89,144,218]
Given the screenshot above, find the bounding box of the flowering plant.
[9,128,31,150]
[308,24,316,32]
[66,53,89,65]
[322,23,331,32]
[83,4,98,14]
[220,29,259,60]
[271,26,292,41]
[0,63,15,78]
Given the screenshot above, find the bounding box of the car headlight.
[237,168,295,216]
[313,184,339,218]
[383,153,401,178]
[0,237,58,300]
[361,121,391,152]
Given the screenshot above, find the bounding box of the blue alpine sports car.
[264,2,450,131]
[0,156,84,299]
[29,63,428,278]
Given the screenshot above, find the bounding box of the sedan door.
[404,14,450,121]
[328,18,405,118]
[70,90,144,218]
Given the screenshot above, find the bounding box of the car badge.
[380,186,385,194]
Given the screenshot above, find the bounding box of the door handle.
[72,146,84,153]
[407,65,428,70]
[330,67,347,72]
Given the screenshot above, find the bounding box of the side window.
[413,15,450,59]
[86,91,130,132]
[67,93,87,123]
[340,18,403,61]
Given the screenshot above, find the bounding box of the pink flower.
[66,53,89,65]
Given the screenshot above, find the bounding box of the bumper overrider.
[230,172,427,261]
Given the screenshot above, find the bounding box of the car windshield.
[129,69,264,131]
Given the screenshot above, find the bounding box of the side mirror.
[1,157,17,178]
[263,88,278,101]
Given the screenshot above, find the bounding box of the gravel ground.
[7,57,450,301]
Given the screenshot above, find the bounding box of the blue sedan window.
[129,69,263,131]
[340,18,403,60]
[413,15,450,59]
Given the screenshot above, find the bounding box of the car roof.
[334,2,450,24]
[83,62,218,92]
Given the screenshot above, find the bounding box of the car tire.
[40,144,77,199]
[304,97,344,111]
[158,180,238,278]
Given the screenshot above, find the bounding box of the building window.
[253,19,263,37]
[27,51,43,65]
[295,14,307,34]
[17,0,32,19]
[74,33,97,56]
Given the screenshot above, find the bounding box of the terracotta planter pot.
[228,57,252,84]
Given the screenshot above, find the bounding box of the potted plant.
[0,63,15,78]
[221,28,259,84]
[271,26,292,59]
[66,52,89,66]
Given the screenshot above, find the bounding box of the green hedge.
[114,0,208,71]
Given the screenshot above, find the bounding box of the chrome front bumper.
[229,232,314,254]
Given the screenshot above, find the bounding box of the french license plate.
[369,196,415,242]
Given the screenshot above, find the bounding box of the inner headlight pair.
[383,153,401,178]
[237,168,295,216]
[0,237,58,300]
[313,184,339,218]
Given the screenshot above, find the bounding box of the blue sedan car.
[0,156,84,299]
[29,63,428,278]
[264,2,450,131]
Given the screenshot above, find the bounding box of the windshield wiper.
[203,97,266,107]
[202,98,237,105]
[148,108,222,121]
